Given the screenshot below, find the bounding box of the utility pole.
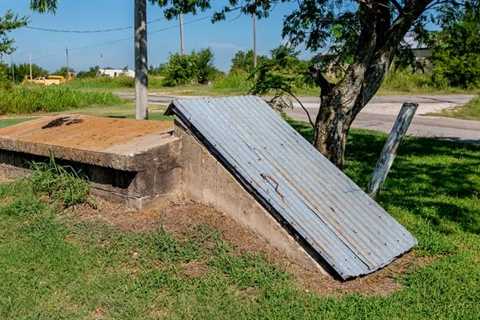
[10,56,14,82]
[179,13,185,55]
[65,48,70,80]
[29,54,33,80]
[134,0,148,120]
[252,14,257,69]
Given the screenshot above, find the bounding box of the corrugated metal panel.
[168,96,416,280]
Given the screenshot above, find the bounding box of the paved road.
[117,92,480,143]
[289,108,480,144]
[285,95,480,143]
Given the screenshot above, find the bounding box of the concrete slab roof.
[0,115,175,171]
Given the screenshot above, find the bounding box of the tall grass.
[212,71,254,93]
[0,86,124,115]
[30,157,91,208]
[67,76,134,89]
[67,76,165,90]
[378,69,478,94]
[380,70,435,93]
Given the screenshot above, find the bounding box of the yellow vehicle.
[23,73,74,86]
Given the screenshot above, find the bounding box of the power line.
[15,11,239,64]
[25,17,163,34]
[24,7,241,35]
[24,15,213,63]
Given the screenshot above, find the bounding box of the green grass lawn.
[0,122,479,319]
[434,95,480,120]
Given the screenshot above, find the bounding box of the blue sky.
[0,0,307,72]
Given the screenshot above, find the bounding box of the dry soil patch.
[69,197,427,297]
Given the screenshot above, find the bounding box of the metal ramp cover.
[168,96,417,279]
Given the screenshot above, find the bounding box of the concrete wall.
[174,121,326,273]
[0,138,183,210]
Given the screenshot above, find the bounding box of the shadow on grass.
[288,119,480,235]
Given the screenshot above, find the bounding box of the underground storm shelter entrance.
[167,95,417,280]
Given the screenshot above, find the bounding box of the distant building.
[97,68,135,78]
[403,32,433,72]
[404,33,432,59]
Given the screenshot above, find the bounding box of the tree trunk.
[307,1,431,169]
[313,88,353,169]
[312,64,385,168]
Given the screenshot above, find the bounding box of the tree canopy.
[432,1,480,88]
[0,11,27,56]
[9,63,48,82]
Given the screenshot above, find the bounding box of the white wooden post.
[368,102,418,198]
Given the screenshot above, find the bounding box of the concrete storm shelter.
[0,96,416,280]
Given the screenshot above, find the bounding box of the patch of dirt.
[0,170,14,183]
[92,307,106,320]
[295,251,434,297]
[181,260,210,279]
[69,197,431,297]
[66,197,166,232]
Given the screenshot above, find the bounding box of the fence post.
[368,102,418,198]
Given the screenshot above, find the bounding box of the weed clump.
[30,157,91,208]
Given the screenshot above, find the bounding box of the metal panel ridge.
[169,95,417,280]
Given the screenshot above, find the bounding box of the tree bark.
[313,87,351,169]
[312,61,389,168]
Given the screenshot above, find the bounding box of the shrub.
[163,48,220,86]
[230,49,268,73]
[193,49,219,84]
[251,45,312,96]
[163,53,197,86]
[76,66,100,79]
